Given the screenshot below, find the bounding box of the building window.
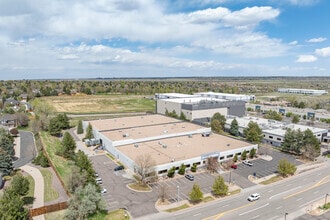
[158,170,167,174]
[227,154,233,158]
[219,156,224,160]
[277,138,281,141]
[237,152,242,156]
[269,136,273,139]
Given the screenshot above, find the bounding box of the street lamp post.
[229,170,231,184]
[325,193,329,208]
[284,212,288,220]
[177,185,180,203]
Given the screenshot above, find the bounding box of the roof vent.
[188,134,193,138]
[162,144,167,148]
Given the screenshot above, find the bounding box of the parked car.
[231,164,237,169]
[101,188,107,193]
[114,165,124,171]
[185,174,194,181]
[95,177,102,182]
[96,180,103,185]
[248,193,260,201]
[243,160,253,166]
[94,173,99,177]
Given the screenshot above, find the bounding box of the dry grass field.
[39,94,155,114]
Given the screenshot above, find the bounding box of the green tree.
[84,123,94,140]
[241,150,247,160]
[229,118,239,136]
[64,183,106,220]
[0,128,15,157]
[179,112,187,121]
[249,148,256,158]
[178,164,186,175]
[0,188,29,220]
[243,121,263,144]
[212,176,228,197]
[278,159,296,177]
[167,166,176,178]
[211,119,222,133]
[292,115,300,124]
[48,117,62,136]
[189,183,203,203]
[10,174,30,197]
[233,153,238,163]
[75,150,95,184]
[301,129,320,160]
[211,113,226,132]
[60,132,76,159]
[191,163,197,172]
[264,110,283,121]
[77,120,83,134]
[57,113,70,129]
[0,149,14,176]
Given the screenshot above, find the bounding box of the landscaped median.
[156,186,241,213]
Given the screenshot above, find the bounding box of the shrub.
[178,164,186,175]
[191,164,197,172]
[167,166,176,178]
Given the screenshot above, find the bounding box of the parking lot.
[90,148,303,217]
[233,148,302,180]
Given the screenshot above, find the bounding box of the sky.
[0,0,330,80]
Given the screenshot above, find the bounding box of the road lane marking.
[269,216,279,220]
[269,186,302,199]
[239,203,269,216]
[276,206,282,210]
[222,204,229,207]
[296,198,302,201]
[203,203,253,220]
[284,175,330,199]
[193,213,201,216]
[313,191,319,194]
[251,215,260,219]
[268,190,273,193]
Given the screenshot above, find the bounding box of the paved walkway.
[14,132,45,220]
[21,165,45,220]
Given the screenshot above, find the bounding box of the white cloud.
[315,47,330,57]
[288,41,298,45]
[307,37,327,43]
[286,0,319,6]
[296,55,317,63]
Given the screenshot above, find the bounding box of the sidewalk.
[21,165,45,220]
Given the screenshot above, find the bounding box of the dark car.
[185,174,194,181]
[114,165,124,171]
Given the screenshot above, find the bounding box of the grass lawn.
[165,204,190,212]
[40,131,76,189]
[44,209,65,220]
[25,174,35,198]
[40,168,59,202]
[260,175,283,185]
[89,209,130,220]
[127,183,151,192]
[38,94,155,114]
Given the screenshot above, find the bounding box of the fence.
[29,201,68,217]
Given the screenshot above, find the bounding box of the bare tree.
[207,157,219,173]
[158,184,169,203]
[135,154,156,184]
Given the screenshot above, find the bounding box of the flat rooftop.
[117,133,253,166]
[162,97,227,104]
[88,114,180,132]
[263,124,328,136]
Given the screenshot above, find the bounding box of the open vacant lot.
[39,94,155,114]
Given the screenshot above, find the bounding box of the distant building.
[155,92,251,123]
[225,116,328,147]
[278,88,328,95]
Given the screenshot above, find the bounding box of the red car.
[231,164,237,169]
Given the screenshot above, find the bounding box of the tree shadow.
[23,196,35,205]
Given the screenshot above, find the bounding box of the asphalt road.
[145,162,330,220]
[13,131,36,168]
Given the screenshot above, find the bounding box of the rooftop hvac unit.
[188,134,193,138]
[162,144,167,148]
[123,133,129,137]
[134,144,138,148]
[158,141,162,145]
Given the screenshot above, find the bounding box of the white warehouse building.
[277,88,328,95]
[83,114,257,175]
